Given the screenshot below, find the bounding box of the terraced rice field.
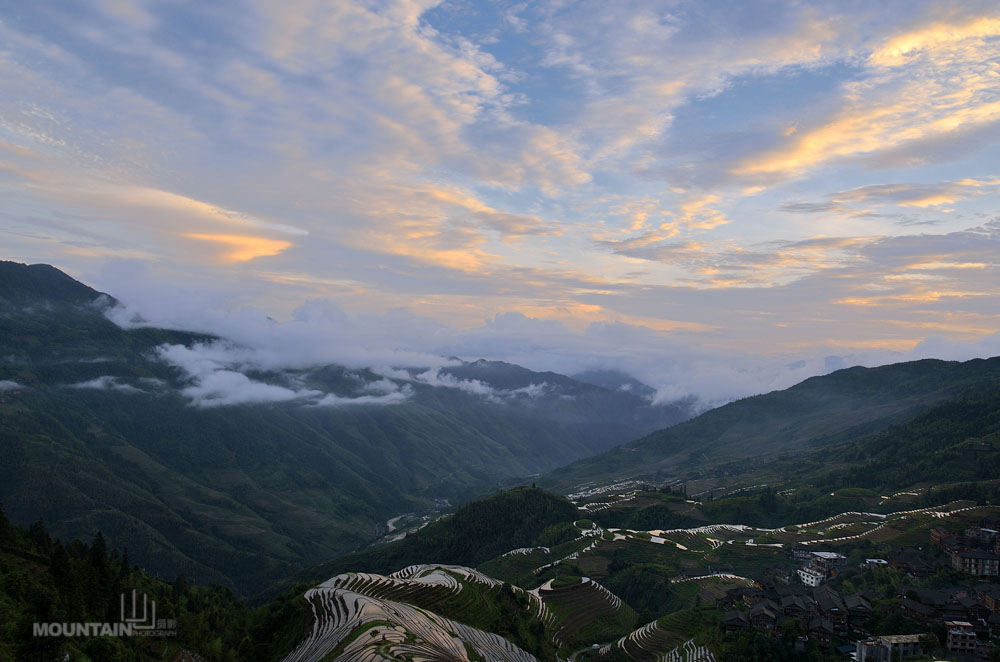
[573,539,630,579]
[598,609,717,662]
[539,577,635,648]
[654,576,753,619]
[282,565,542,662]
[532,535,605,575]
[501,546,551,557]
[661,639,716,662]
[479,548,554,585]
[600,619,681,661]
[653,611,712,658]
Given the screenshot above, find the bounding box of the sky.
[2,0,999,405]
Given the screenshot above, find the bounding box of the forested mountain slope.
[545,355,1000,491]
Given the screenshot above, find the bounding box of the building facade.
[855,634,924,662]
[945,620,976,654]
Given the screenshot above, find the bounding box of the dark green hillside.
[0,503,308,662]
[297,487,578,582]
[0,261,107,304]
[815,387,1000,491]
[2,368,600,593]
[0,262,206,367]
[545,356,1000,490]
[560,383,1000,532]
[647,386,1000,522]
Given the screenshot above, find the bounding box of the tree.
[120,547,130,579]
[89,531,108,570]
[27,520,52,555]
[50,542,71,591]
[0,502,12,544]
[174,574,189,605]
[86,531,114,618]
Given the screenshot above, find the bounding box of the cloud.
[599,234,874,288]
[313,389,411,407]
[182,234,293,263]
[181,372,309,408]
[468,210,559,239]
[154,342,419,408]
[832,179,1000,208]
[108,294,459,373]
[360,377,404,395]
[87,214,1000,411]
[869,15,1000,67]
[908,332,1000,362]
[508,382,549,399]
[0,380,23,391]
[155,342,315,407]
[733,11,1000,182]
[102,185,308,236]
[66,375,143,393]
[148,336,552,409]
[779,201,846,214]
[658,194,731,237]
[91,0,158,32]
[527,1,857,175]
[408,366,550,403]
[413,368,497,397]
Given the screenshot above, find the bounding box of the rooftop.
[957,549,1000,559]
[878,634,924,644]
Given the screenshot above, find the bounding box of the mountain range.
[4,261,1000,661]
[0,260,690,594]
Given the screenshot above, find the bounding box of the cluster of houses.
[721,552,870,649]
[897,583,1000,651]
[931,521,1000,578]
[717,527,1000,659]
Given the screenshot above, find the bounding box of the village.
[714,516,1000,660]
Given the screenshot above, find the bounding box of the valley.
[0,261,691,594]
[4,2,999,659]
[3,262,1000,662]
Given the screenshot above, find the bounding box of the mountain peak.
[0,261,112,305]
[572,368,656,397]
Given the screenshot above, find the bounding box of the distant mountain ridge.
[572,368,657,398]
[0,261,692,594]
[545,355,1000,491]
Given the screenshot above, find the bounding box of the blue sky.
[2,0,1000,403]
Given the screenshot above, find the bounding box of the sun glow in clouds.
[183,234,293,263]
